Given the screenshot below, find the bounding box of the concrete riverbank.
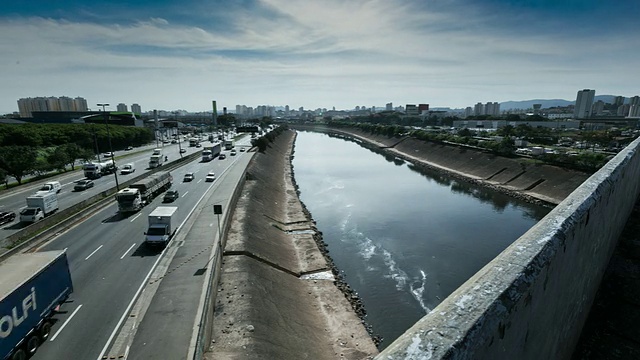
[293,125,590,206]
[204,130,377,359]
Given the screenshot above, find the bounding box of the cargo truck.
[0,250,73,360]
[20,193,59,223]
[201,143,222,162]
[144,206,177,247]
[148,154,164,169]
[83,160,116,179]
[223,139,234,150]
[115,171,173,213]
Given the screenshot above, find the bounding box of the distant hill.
[499,95,626,110]
[499,99,572,110]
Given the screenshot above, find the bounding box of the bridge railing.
[377,136,640,359]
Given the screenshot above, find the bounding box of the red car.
[0,211,16,225]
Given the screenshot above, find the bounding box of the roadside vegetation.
[326,119,636,173]
[0,123,153,187]
[250,124,289,152]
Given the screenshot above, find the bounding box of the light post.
[97,103,120,191]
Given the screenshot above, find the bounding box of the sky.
[1,0,639,114]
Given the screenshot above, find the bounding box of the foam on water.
[410,270,431,314]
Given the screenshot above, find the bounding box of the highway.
[27,136,252,360]
[0,138,218,243]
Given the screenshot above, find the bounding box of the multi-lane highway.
[0,139,210,242]
[14,136,253,360]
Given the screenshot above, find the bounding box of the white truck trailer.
[201,143,222,162]
[223,139,234,150]
[144,206,177,247]
[115,171,173,213]
[20,193,59,223]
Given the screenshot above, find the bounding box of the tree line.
[0,123,153,185]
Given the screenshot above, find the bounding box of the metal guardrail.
[0,151,203,262]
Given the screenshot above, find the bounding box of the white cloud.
[1,0,639,113]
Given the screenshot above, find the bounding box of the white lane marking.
[50,304,83,342]
[120,243,136,259]
[182,191,189,197]
[197,179,202,183]
[130,213,142,222]
[85,245,103,260]
[124,345,130,360]
[96,249,166,360]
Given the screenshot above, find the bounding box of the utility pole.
[97,103,120,191]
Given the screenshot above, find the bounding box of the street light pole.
[97,103,120,191]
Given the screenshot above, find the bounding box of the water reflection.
[292,130,550,349]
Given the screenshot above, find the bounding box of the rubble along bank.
[205,130,378,360]
[292,125,591,206]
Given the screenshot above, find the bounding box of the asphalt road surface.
[28,139,252,360]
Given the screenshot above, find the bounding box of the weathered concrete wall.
[377,136,640,359]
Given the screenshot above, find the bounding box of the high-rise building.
[574,89,595,119]
[474,102,484,116]
[464,107,473,118]
[16,96,88,117]
[117,103,128,112]
[418,104,429,114]
[484,102,500,117]
[131,103,141,114]
[592,100,605,116]
[386,102,393,111]
[405,104,419,116]
[533,104,542,116]
[614,96,625,107]
[629,97,640,118]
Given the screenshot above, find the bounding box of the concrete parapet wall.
[377,136,640,359]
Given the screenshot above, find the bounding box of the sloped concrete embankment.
[205,130,377,360]
[309,126,590,205]
[378,136,640,359]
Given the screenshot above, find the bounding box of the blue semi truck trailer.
[0,250,73,360]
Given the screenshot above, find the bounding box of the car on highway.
[219,153,226,160]
[163,190,179,202]
[74,179,94,191]
[0,211,16,225]
[120,163,135,174]
[196,143,202,148]
[240,147,246,152]
[205,172,216,182]
[171,139,178,144]
[103,152,114,158]
[125,146,133,150]
[180,148,187,153]
[230,149,237,156]
[183,172,195,182]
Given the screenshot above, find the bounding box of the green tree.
[251,137,269,152]
[47,146,72,172]
[0,168,7,189]
[62,143,87,170]
[0,146,38,184]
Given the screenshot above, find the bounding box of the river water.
[291,131,551,349]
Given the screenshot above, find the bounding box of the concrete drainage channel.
[0,151,202,262]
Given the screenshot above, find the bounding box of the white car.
[103,152,114,158]
[205,172,216,182]
[120,163,135,174]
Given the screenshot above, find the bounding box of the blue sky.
[1,0,639,113]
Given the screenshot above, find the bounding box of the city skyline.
[1,0,639,114]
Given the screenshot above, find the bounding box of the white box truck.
[144,206,177,247]
[20,193,59,223]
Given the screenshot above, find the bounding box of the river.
[291,130,550,349]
